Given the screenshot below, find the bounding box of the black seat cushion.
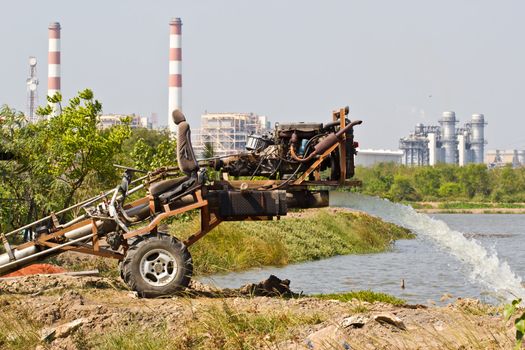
[149,177,189,197]
[177,121,199,175]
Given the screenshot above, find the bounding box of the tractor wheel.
[120,233,192,298]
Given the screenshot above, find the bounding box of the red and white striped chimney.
[47,22,61,113]
[168,18,182,134]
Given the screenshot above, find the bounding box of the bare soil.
[0,274,517,349]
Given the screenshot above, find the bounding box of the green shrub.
[176,209,413,275]
[438,182,464,198]
[312,290,406,306]
[389,175,420,201]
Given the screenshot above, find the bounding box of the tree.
[358,163,394,195]
[457,164,490,198]
[490,165,524,202]
[0,105,49,229]
[436,164,458,184]
[414,167,441,197]
[128,129,177,171]
[389,175,420,201]
[0,91,132,232]
[202,141,215,159]
[36,89,132,208]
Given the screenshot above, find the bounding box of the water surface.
[198,211,525,304]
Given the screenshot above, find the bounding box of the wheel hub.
[153,263,163,274]
[139,248,178,287]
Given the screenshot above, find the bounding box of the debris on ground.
[2,263,66,277]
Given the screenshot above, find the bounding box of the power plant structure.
[192,112,271,158]
[26,56,39,122]
[354,149,403,167]
[399,111,487,166]
[47,22,61,115]
[168,18,182,135]
[98,114,151,129]
[486,149,525,168]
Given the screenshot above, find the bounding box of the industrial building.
[485,150,525,168]
[99,114,151,129]
[355,149,403,167]
[192,112,270,157]
[399,111,486,166]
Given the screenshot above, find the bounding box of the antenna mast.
[26,56,39,122]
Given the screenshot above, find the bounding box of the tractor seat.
[149,177,189,197]
[148,110,201,204]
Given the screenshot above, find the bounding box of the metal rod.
[4,175,148,238]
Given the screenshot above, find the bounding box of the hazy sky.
[1,1,524,150]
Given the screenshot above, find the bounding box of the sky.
[1,0,524,150]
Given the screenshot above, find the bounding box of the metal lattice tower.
[26,56,39,122]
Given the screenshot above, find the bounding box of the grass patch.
[191,302,324,348]
[311,290,406,306]
[92,326,173,350]
[0,303,42,350]
[406,202,433,209]
[178,209,414,275]
[498,203,525,208]
[438,202,494,209]
[92,302,324,350]
[437,202,525,210]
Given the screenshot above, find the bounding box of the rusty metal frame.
[336,107,347,184]
[1,106,362,273]
[293,107,349,185]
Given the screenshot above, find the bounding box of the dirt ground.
[0,274,518,350]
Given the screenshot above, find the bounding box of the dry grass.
[92,300,325,350]
[0,298,42,350]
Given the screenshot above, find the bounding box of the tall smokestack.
[439,111,458,164]
[48,22,61,114]
[168,18,182,134]
[470,114,486,164]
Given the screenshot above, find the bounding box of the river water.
[198,194,525,304]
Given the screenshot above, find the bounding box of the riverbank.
[411,201,525,214]
[49,208,414,277]
[0,274,517,350]
[181,208,414,275]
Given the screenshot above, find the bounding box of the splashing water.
[329,192,525,301]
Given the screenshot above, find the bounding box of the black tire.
[120,233,193,298]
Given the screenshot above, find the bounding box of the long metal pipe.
[0,233,95,274]
[0,201,151,274]
[0,245,38,268]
